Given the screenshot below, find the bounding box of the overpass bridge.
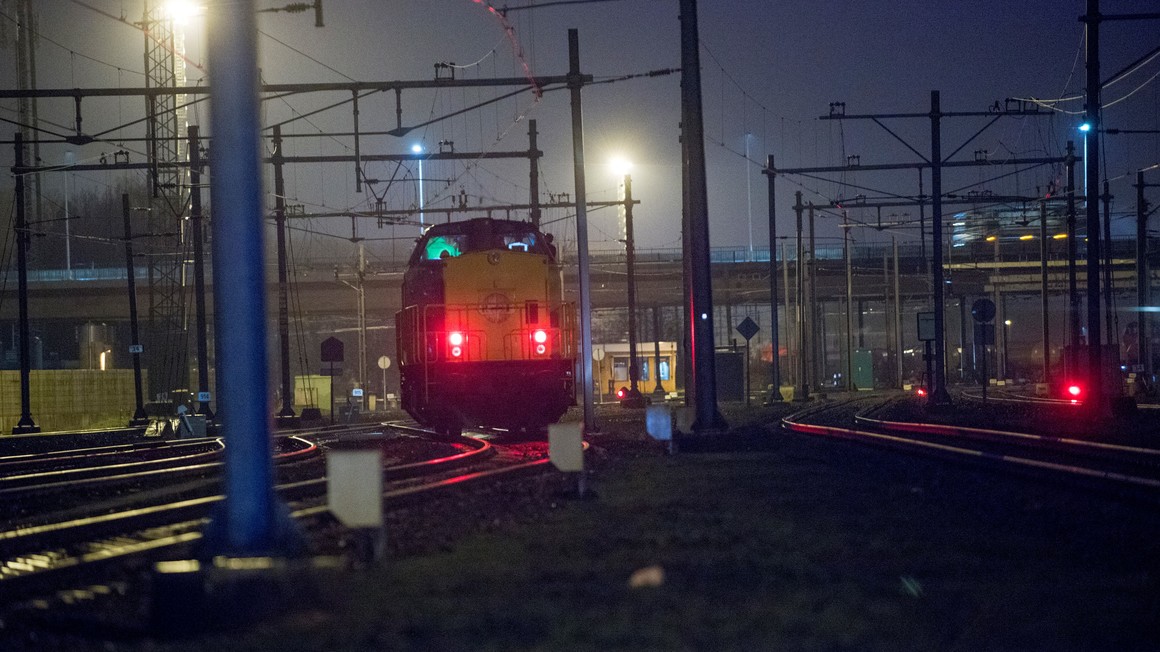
[0,239,1146,400]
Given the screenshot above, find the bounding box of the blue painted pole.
[204,0,290,555]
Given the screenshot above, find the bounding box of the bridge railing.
[11,237,1143,284]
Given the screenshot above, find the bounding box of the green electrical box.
[853,348,874,390]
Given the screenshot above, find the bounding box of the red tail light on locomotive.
[448,331,465,359]
[532,329,549,356]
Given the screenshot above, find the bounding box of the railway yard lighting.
[162,0,204,24]
[1003,319,1012,380]
[412,143,425,232]
[617,170,646,409]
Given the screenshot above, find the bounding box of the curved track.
[783,394,1160,501]
[0,422,560,600]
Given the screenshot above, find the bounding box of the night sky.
[2,1,1157,260]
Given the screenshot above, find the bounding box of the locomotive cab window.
[423,235,465,261]
[504,233,536,252]
[411,219,557,265]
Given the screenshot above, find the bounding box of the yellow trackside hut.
[593,341,678,399]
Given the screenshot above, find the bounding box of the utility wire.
[0,9,146,77]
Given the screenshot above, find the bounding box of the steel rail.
[782,402,1160,495]
[0,437,318,497]
[0,432,506,593]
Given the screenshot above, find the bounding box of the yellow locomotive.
[395,218,576,435]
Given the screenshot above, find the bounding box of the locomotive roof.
[410,217,557,263]
[422,217,540,235]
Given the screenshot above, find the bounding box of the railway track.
[0,422,560,604]
[783,394,1160,502]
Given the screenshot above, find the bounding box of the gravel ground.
[3,398,1159,650]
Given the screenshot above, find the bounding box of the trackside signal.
[1065,382,1084,403]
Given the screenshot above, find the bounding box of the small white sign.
[377,355,391,370]
[548,422,584,472]
[327,448,383,528]
[352,388,364,397]
[128,344,143,354]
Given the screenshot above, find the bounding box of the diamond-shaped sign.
[736,316,759,341]
[321,336,344,363]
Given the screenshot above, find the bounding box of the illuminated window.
[424,235,464,260]
[612,359,629,381]
[504,233,535,252]
[658,359,671,381]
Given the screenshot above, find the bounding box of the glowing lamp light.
[915,387,927,397]
[1065,383,1084,403]
[163,0,204,24]
[609,156,633,177]
[1019,234,1034,241]
[985,235,997,242]
[448,331,465,358]
[532,329,549,356]
[1079,122,1092,132]
[616,387,628,400]
[411,143,423,154]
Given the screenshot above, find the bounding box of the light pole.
[612,158,645,407]
[745,132,753,259]
[412,143,425,232]
[1003,319,1012,381]
[63,151,74,278]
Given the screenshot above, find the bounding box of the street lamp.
[63,151,74,278]
[745,132,753,259]
[610,156,633,240]
[412,143,425,232]
[1003,319,1012,380]
[611,158,645,408]
[162,0,204,24]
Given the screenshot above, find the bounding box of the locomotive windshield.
[412,218,555,263]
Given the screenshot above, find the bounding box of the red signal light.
[448,331,465,358]
[1065,382,1083,403]
[616,387,628,399]
[531,329,549,355]
[915,387,927,396]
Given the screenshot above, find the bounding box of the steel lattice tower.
[142,2,190,403]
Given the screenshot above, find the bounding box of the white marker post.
[646,404,675,454]
[549,422,585,496]
[327,448,384,565]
